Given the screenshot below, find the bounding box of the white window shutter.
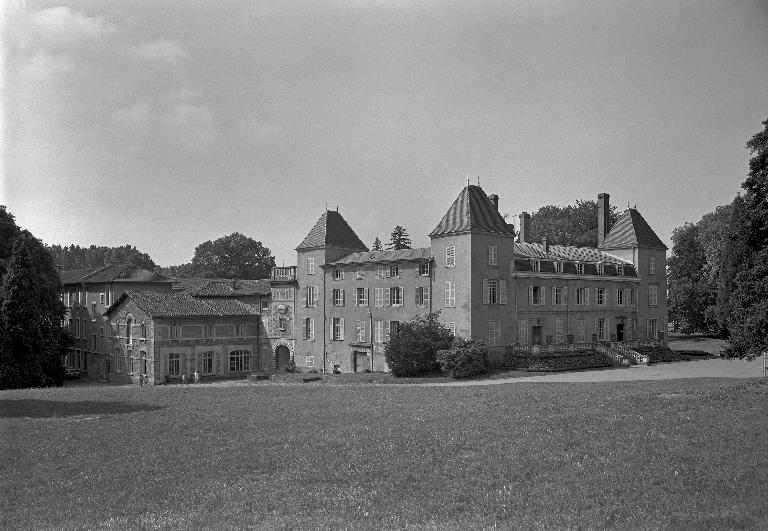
[400,287,404,305]
[302,287,308,307]
[352,289,357,306]
[552,287,556,304]
[313,286,318,307]
[385,288,391,306]
[483,279,489,305]
[541,286,545,305]
[528,286,533,305]
[330,320,334,340]
[365,288,369,306]
[310,318,315,341]
[585,288,589,305]
[499,280,507,305]
[425,286,430,307]
[415,288,420,305]
[340,318,344,340]
[562,287,568,305]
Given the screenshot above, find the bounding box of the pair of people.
[180,370,201,385]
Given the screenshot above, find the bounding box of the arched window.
[126,316,133,345]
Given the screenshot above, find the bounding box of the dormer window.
[616,265,624,276]
[597,264,605,275]
[554,261,563,273]
[575,263,584,275]
[530,260,541,272]
[334,268,344,280]
[356,268,364,280]
[390,265,400,278]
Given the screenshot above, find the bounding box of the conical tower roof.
[296,210,369,251]
[430,185,514,238]
[600,208,667,250]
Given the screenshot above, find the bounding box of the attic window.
[530,260,541,272]
[334,268,344,280]
[554,261,563,273]
[597,264,605,275]
[616,265,624,276]
[575,263,584,275]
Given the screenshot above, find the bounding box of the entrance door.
[532,326,543,345]
[353,351,369,372]
[275,345,291,370]
[616,324,625,342]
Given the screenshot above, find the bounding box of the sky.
[2,0,767,268]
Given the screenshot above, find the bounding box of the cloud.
[112,102,152,133]
[128,39,190,66]
[18,51,73,82]
[29,6,115,47]
[162,103,221,149]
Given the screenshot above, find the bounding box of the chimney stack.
[597,193,610,247]
[488,194,499,212]
[518,212,531,243]
[543,237,549,254]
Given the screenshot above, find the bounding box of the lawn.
[1,378,767,529]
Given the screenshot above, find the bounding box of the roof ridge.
[81,263,114,281]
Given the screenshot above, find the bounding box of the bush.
[436,338,489,379]
[385,312,454,377]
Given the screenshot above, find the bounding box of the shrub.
[385,312,454,377]
[436,338,489,379]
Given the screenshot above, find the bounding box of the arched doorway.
[275,345,291,370]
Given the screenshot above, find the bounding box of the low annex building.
[103,290,263,385]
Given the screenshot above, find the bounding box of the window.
[597,264,605,275]
[389,321,400,336]
[576,320,586,343]
[261,298,269,311]
[356,268,364,279]
[615,289,624,306]
[625,288,634,305]
[273,288,293,300]
[229,350,250,372]
[616,265,624,276]
[529,286,544,306]
[92,334,96,351]
[304,286,318,307]
[575,263,584,275]
[488,321,500,346]
[488,244,498,266]
[303,318,315,340]
[141,322,147,338]
[391,287,403,306]
[99,292,105,304]
[356,320,366,342]
[576,287,589,306]
[106,290,111,306]
[415,287,430,307]
[334,268,344,280]
[307,257,315,275]
[596,288,605,306]
[596,319,607,341]
[647,318,658,339]
[66,292,71,307]
[530,260,541,272]
[278,318,286,332]
[445,281,456,307]
[169,324,180,339]
[519,320,529,345]
[553,287,566,306]
[168,353,181,376]
[375,320,384,343]
[648,257,656,275]
[389,265,400,278]
[445,322,456,337]
[126,317,133,344]
[419,263,430,276]
[332,318,344,341]
[100,327,104,338]
[626,320,634,341]
[202,351,214,374]
[306,356,315,367]
[76,318,81,339]
[90,303,96,320]
[375,287,384,307]
[485,279,498,304]
[554,261,563,273]
[446,246,456,267]
[555,320,564,344]
[376,266,386,279]
[649,285,658,306]
[355,288,368,307]
[333,288,345,307]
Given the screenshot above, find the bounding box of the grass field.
[2,377,767,529]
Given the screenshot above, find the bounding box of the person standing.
[181,373,186,385]
[193,369,200,384]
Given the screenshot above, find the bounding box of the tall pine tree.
[387,226,412,250]
[372,237,382,251]
[718,118,768,360]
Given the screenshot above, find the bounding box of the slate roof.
[324,248,432,266]
[600,208,667,250]
[171,277,271,296]
[104,290,260,318]
[430,185,515,237]
[60,263,172,286]
[296,210,369,251]
[514,242,633,265]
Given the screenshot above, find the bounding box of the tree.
[371,237,382,251]
[387,225,412,250]
[718,118,768,360]
[667,223,710,333]
[46,244,156,270]
[0,229,71,389]
[384,312,453,376]
[190,232,276,279]
[530,200,619,247]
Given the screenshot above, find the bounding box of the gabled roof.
[430,185,515,238]
[600,208,667,250]
[296,210,369,251]
[104,290,260,318]
[60,263,172,286]
[324,248,432,267]
[514,242,633,265]
[172,277,270,296]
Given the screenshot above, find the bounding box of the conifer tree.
[387,226,412,250]
[372,237,382,251]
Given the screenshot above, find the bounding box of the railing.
[271,267,297,281]
[594,343,631,365]
[611,342,649,364]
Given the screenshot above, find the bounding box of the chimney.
[543,237,549,254]
[488,194,499,212]
[518,212,531,243]
[597,193,610,247]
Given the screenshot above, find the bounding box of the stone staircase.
[594,343,632,366]
[610,343,649,365]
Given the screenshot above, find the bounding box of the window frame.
[488,321,500,346]
[488,244,498,266]
[444,281,456,307]
[445,246,456,268]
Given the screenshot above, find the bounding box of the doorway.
[532,326,543,345]
[353,351,369,372]
[616,324,625,342]
[275,345,291,370]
